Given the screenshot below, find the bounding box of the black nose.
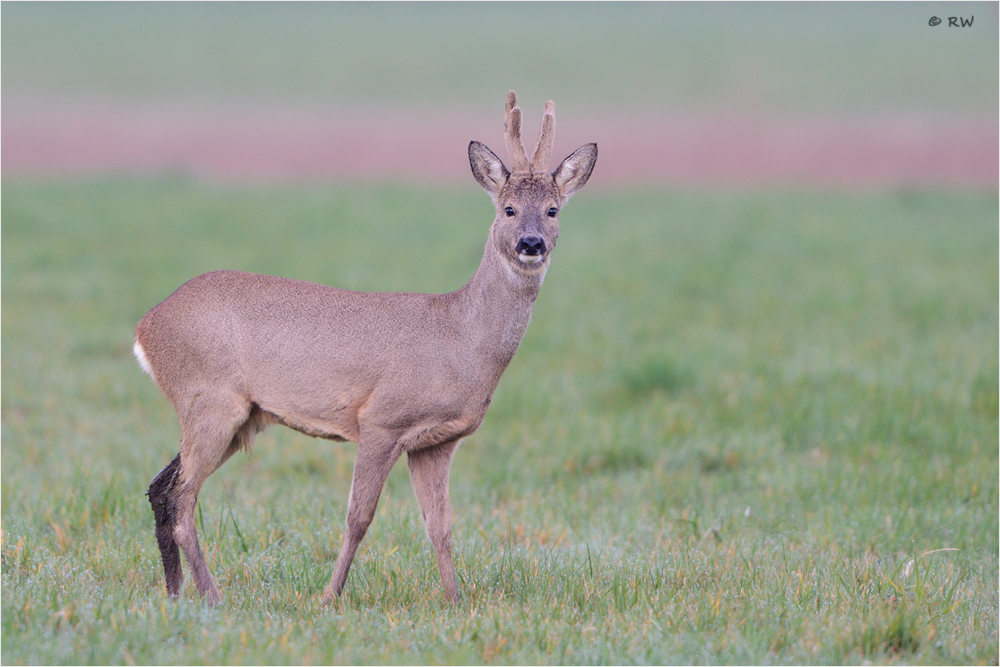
[516,236,546,256]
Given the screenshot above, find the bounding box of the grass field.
[1,179,996,664]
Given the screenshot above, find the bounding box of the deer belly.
[255,386,367,443]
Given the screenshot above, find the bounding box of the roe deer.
[135,91,597,605]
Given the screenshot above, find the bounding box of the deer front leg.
[321,432,402,604]
[407,440,461,603]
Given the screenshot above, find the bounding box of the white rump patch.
[133,339,156,380]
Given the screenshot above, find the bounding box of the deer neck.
[456,229,546,370]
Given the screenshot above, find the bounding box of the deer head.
[469,91,598,276]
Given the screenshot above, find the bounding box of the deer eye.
[547,207,558,218]
[504,207,515,217]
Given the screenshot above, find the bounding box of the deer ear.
[469,141,509,197]
[553,143,597,198]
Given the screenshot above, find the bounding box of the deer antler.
[531,101,556,173]
[504,91,531,172]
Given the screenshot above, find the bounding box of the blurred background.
[3,1,997,188]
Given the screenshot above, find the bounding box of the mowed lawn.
[1,179,997,664]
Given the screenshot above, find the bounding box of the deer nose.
[516,236,546,256]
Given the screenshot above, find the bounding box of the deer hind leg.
[147,453,183,596]
[321,429,403,604]
[154,394,256,605]
[407,440,461,602]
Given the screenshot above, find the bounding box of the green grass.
[2,179,997,664]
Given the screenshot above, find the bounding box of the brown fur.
[136,91,597,605]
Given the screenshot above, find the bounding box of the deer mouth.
[515,235,547,266]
